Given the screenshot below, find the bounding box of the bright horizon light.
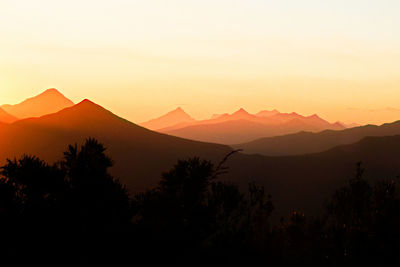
[1,0,400,124]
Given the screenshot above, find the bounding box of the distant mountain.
[162,110,344,144]
[341,122,361,128]
[0,107,18,123]
[140,107,195,130]
[230,108,257,120]
[1,88,74,118]
[233,120,400,156]
[0,100,231,192]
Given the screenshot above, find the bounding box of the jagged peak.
[170,107,188,114]
[232,108,249,115]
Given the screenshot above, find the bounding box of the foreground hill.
[1,88,74,118]
[233,120,400,156]
[225,135,400,217]
[0,100,231,191]
[0,107,18,123]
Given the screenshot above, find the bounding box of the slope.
[233,120,400,156]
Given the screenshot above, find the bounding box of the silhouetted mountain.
[0,100,231,192]
[163,111,344,144]
[0,108,18,123]
[1,88,74,118]
[140,107,195,130]
[225,135,400,218]
[1,99,399,219]
[233,120,400,156]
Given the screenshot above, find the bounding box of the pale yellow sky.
[1,0,400,125]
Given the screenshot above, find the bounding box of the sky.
[0,0,399,125]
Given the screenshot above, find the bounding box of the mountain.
[1,88,74,118]
[140,107,195,130]
[230,108,257,120]
[232,120,400,156]
[0,107,18,123]
[0,100,231,192]
[162,111,345,144]
[0,98,399,219]
[225,135,400,218]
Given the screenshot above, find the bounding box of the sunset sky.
[1,0,399,125]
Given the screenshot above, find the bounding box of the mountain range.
[1,89,400,218]
[0,98,231,192]
[151,108,346,144]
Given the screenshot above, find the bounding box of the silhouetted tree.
[0,138,133,234]
[61,138,132,232]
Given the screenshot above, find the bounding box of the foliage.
[1,139,400,265]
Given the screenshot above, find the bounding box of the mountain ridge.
[0,107,18,123]
[232,120,400,156]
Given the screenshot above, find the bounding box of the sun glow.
[1,0,399,125]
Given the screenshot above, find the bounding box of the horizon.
[1,1,400,124]
[0,88,368,126]
[2,87,400,126]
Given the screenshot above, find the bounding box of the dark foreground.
[1,138,399,266]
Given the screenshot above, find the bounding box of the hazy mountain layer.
[1,88,74,119]
[233,121,400,156]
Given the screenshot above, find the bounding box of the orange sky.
[1,0,400,125]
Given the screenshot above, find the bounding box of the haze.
[1,0,399,125]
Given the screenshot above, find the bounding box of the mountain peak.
[38,88,70,99]
[43,88,61,94]
[73,99,106,112]
[140,107,195,130]
[308,114,321,119]
[232,108,249,115]
[1,88,74,119]
[170,107,188,115]
[78,99,95,105]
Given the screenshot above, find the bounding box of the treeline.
[0,138,400,265]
